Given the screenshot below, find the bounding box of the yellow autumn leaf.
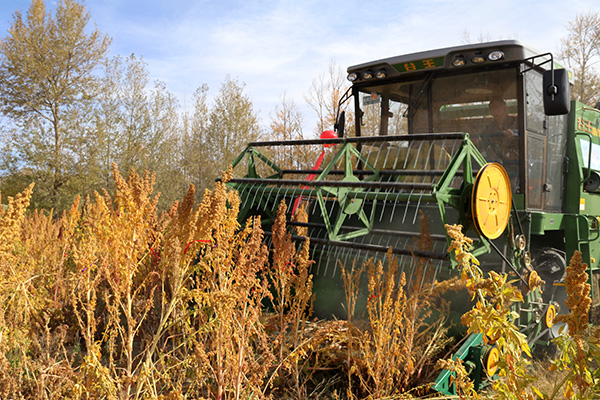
[564,381,574,399]
[521,341,532,357]
[531,385,546,399]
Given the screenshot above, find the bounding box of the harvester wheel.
[483,346,500,377]
[471,163,512,240]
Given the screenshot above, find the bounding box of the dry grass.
[0,165,456,399]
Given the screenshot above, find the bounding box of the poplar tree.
[559,11,600,106]
[205,76,262,184]
[0,0,111,209]
[269,93,310,169]
[304,61,354,137]
[180,84,211,199]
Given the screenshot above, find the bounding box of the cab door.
[523,68,568,211]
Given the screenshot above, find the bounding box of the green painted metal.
[433,333,486,395]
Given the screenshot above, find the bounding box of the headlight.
[375,69,387,79]
[452,56,466,67]
[488,50,504,61]
[361,70,374,80]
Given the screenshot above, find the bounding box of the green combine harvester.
[225,40,600,394]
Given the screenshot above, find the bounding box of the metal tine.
[275,185,287,214]
[324,243,339,277]
[284,185,296,205]
[412,190,426,225]
[325,194,337,221]
[390,190,404,223]
[331,245,353,278]
[284,189,295,214]
[256,184,269,211]
[373,140,386,169]
[378,198,388,223]
[412,140,425,170]
[378,166,400,222]
[418,139,435,186]
[319,236,337,276]
[333,243,351,277]
[274,185,285,207]
[353,143,363,170]
[399,253,407,276]
[351,185,371,221]
[355,239,372,270]
[284,187,296,209]
[406,253,417,287]
[381,139,394,169]
[282,184,293,202]
[315,242,324,276]
[310,188,320,215]
[313,235,326,276]
[399,236,413,276]
[353,247,366,271]
[249,182,261,208]
[257,186,270,211]
[329,244,341,277]
[268,185,281,214]
[436,138,449,175]
[396,138,412,170]
[400,141,411,169]
[430,261,442,291]
[425,247,448,291]
[417,256,432,292]
[282,186,293,208]
[356,236,373,264]
[401,189,415,224]
[433,138,448,186]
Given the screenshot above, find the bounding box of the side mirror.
[543,69,570,115]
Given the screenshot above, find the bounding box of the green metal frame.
[229,133,503,261]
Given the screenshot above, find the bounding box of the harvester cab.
[226,40,600,394]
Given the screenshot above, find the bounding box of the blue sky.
[1,0,599,134]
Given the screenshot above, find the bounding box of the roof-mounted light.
[488,50,504,61]
[471,55,486,64]
[452,56,466,67]
[347,72,358,82]
[361,70,374,80]
[375,69,387,79]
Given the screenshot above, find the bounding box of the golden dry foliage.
[557,251,592,336]
[340,214,453,399]
[266,201,315,398]
[444,224,536,400]
[0,183,34,262]
[0,165,325,400]
[442,226,600,400]
[550,251,600,400]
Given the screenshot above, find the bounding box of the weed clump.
[0,166,316,399]
[441,224,600,400]
[0,166,458,399]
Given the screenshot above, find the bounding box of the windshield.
[356,69,518,147]
[355,68,520,183]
